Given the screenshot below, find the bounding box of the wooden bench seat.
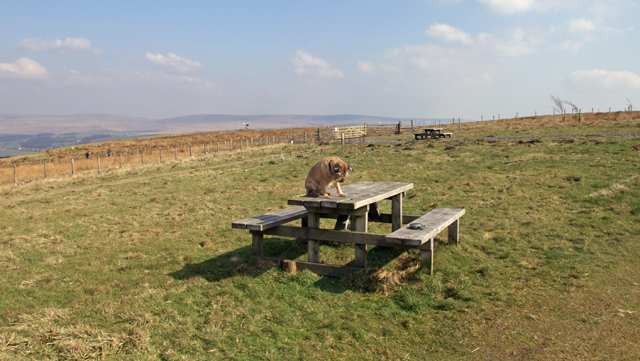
[232,206,308,232]
[385,208,465,274]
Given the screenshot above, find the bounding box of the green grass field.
[1,118,640,360]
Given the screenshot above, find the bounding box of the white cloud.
[424,22,545,57]
[552,40,583,52]
[477,0,538,14]
[19,37,93,53]
[291,50,344,78]
[146,52,202,72]
[357,61,376,74]
[0,57,48,79]
[569,19,598,33]
[482,27,544,57]
[424,22,473,45]
[569,69,640,90]
[384,44,494,84]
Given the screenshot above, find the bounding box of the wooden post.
[141,152,144,165]
[421,238,434,275]
[252,233,264,256]
[352,207,369,268]
[97,156,101,174]
[397,121,402,134]
[391,194,403,232]
[189,144,192,156]
[579,109,582,124]
[230,139,233,150]
[44,162,47,178]
[119,154,122,167]
[159,148,163,162]
[174,147,178,160]
[307,213,320,263]
[448,219,460,245]
[71,159,75,175]
[13,164,17,183]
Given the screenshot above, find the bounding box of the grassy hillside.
[1,116,639,360]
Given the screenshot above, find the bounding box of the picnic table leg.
[391,194,403,232]
[351,211,368,268]
[420,238,434,275]
[307,212,320,263]
[297,216,309,242]
[448,219,459,245]
[251,232,264,257]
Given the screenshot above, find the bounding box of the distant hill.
[0,113,450,136]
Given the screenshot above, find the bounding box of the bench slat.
[232,206,308,232]
[385,208,465,246]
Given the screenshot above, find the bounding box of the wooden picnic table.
[415,128,452,140]
[233,181,464,276]
[288,181,413,269]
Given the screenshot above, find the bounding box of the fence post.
[217,142,220,152]
[189,144,192,156]
[97,156,101,174]
[397,121,402,134]
[230,139,233,150]
[579,109,582,124]
[44,162,47,178]
[160,148,163,162]
[119,154,123,168]
[71,159,75,175]
[14,165,17,183]
[141,152,144,165]
[174,147,177,160]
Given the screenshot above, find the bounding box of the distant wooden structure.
[333,125,367,139]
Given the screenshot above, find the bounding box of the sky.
[0,0,638,121]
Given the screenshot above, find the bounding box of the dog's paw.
[338,193,346,197]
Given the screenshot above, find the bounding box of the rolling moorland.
[0,113,442,158]
[0,112,639,359]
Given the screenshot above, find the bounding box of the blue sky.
[0,0,638,121]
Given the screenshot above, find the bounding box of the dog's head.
[329,159,354,182]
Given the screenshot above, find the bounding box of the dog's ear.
[348,164,354,172]
[328,160,333,173]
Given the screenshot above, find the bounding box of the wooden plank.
[282,260,364,277]
[385,208,465,246]
[288,182,413,211]
[232,206,308,231]
[263,226,424,249]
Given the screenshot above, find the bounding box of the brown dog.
[305,156,354,197]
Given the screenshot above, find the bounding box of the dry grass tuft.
[35,324,149,360]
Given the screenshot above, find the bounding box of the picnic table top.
[288,181,413,210]
[423,128,443,131]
